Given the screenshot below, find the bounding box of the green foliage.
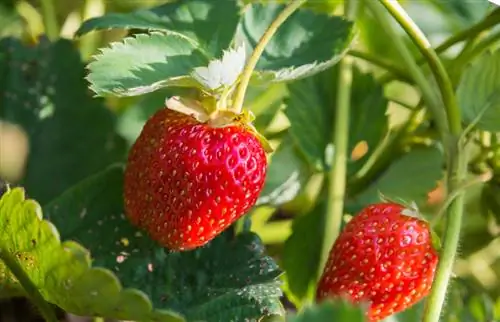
[348,146,444,210]
[285,66,388,172]
[43,165,284,321]
[76,0,240,58]
[257,135,312,207]
[87,32,208,97]
[288,299,365,322]
[237,3,355,83]
[0,38,127,205]
[0,185,184,321]
[457,50,500,132]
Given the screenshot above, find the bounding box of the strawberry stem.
[318,0,359,283]
[0,248,59,322]
[374,1,467,321]
[231,0,306,114]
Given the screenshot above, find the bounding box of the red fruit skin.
[316,202,438,321]
[124,108,267,251]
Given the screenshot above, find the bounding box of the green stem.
[348,50,413,83]
[40,0,59,41]
[0,249,58,322]
[379,7,500,84]
[377,1,467,321]
[231,0,306,113]
[318,0,358,279]
[363,0,448,140]
[379,0,461,135]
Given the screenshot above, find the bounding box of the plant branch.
[376,1,467,321]
[379,7,500,84]
[379,0,461,135]
[40,0,59,41]
[363,0,448,140]
[0,249,58,322]
[232,0,306,113]
[348,50,413,83]
[318,0,359,279]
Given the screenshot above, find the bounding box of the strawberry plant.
[1,0,500,322]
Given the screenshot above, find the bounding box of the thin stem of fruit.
[348,50,413,83]
[363,0,448,140]
[318,0,358,279]
[0,249,58,322]
[379,0,461,135]
[40,0,59,41]
[231,0,306,114]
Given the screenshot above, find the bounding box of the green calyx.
[165,96,274,153]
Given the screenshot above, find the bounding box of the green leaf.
[43,165,285,321]
[236,3,355,83]
[86,31,209,97]
[0,38,127,205]
[76,0,240,57]
[257,134,312,207]
[349,146,444,209]
[288,299,365,322]
[0,185,184,321]
[457,50,500,132]
[282,189,326,305]
[285,66,388,172]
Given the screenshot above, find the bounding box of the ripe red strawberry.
[124,104,267,251]
[316,202,439,321]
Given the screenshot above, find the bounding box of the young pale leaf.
[44,165,285,322]
[457,50,500,132]
[0,186,184,321]
[87,31,208,97]
[76,0,240,57]
[348,146,444,211]
[256,134,311,207]
[0,38,126,205]
[192,45,246,91]
[285,66,388,172]
[288,299,365,322]
[236,3,355,83]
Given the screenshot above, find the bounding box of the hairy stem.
[0,249,58,322]
[318,0,358,279]
[40,0,59,41]
[232,0,306,113]
[379,0,461,134]
[379,7,500,84]
[364,0,448,139]
[377,1,466,321]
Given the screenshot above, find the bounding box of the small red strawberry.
[316,202,439,321]
[124,97,268,251]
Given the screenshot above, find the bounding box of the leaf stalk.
[231,0,306,114]
[40,0,59,41]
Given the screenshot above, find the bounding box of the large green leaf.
[257,134,312,207]
[457,50,500,132]
[285,66,388,172]
[0,185,184,321]
[236,3,355,83]
[86,32,209,97]
[348,146,444,210]
[282,194,326,305]
[76,0,240,58]
[43,164,285,321]
[0,38,126,205]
